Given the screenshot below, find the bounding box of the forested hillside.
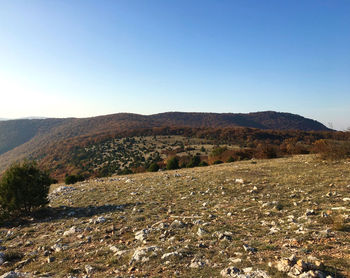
[0,111,333,178]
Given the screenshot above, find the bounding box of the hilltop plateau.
[0,155,349,277]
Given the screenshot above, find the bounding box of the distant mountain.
[0,111,331,174]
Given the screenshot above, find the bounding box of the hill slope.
[0,111,330,174]
[0,155,349,277]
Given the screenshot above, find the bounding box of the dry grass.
[0,155,349,277]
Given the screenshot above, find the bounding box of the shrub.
[180,162,187,169]
[117,168,133,175]
[213,160,223,165]
[187,156,201,168]
[254,143,278,159]
[199,161,208,167]
[0,161,53,214]
[210,146,227,157]
[65,174,84,185]
[166,157,179,170]
[313,139,350,160]
[148,162,160,172]
[226,156,235,163]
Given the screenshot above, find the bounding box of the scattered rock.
[221,266,270,277]
[0,252,6,265]
[90,216,107,224]
[161,251,182,260]
[51,243,68,252]
[305,209,316,216]
[243,244,257,253]
[189,258,206,268]
[63,226,79,236]
[170,220,185,229]
[114,250,130,257]
[130,246,161,264]
[47,256,55,263]
[274,256,327,278]
[221,266,241,277]
[213,231,233,241]
[85,265,94,274]
[229,257,242,264]
[197,227,208,237]
[135,229,150,241]
[0,272,27,278]
[24,240,33,247]
[109,246,119,253]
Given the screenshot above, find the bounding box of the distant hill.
[0,111,331,175]
[149,111,330,131]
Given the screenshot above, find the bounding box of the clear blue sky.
[1,0,349,130]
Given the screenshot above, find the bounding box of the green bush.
[65,174,84,185]
[166,157,179,170]
[213,160,223,165]
[226,156,235,163]
[148,162,160,172]
[117,168,133,175]
[199,161,208,167]
[211,146,227,157]
[0,161,53,214]
[187,156,201,168]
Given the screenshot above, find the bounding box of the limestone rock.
[85,265,94,274]
[161,251,182,260]
[135,229,150,241]
[170,220,185,229]
[243,244,257,253]
[63,226,79,236]
[130,246,161,264]
[221,266,241,277]
[0,272,27,278]
[189,258,206,268]
[197,227,208,237]
[0,252,5,265]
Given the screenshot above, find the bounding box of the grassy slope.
[1,155,349,277]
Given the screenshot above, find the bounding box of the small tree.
[148,162,159,172]
[187,155,201,168]
[65,174,84,185]
[0,161,53,214]
[166,157,179,170]
[199,161,208,167]
[226,156,235,163]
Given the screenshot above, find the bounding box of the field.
[0,155,349,277]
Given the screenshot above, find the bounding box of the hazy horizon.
[1,1,349,130]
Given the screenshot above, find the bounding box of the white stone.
[130,246,161,263]
[63,226,78,236]
[161,251,181,260]
[197,227,208,237]
[85,265,94,274]
[135,229,150,241]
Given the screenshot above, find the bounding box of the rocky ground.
[0,155,349,277]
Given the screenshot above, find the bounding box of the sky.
[0,1,349,130]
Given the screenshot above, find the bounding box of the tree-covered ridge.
[0,111,336,177]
